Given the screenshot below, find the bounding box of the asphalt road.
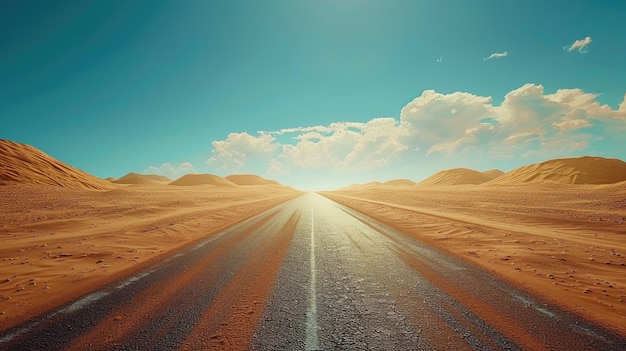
[1,193,624,350]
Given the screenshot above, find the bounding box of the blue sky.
[1,0,625,189]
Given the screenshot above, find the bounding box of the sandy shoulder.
[321,183,626,336]
[0,184,301,331]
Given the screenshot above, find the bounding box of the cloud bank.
[565,36,592,53]
[207,84,626,181]
[483,51,508,61]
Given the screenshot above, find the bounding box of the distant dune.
[226,174,280,186]
[337,181,384,190]
[417,168,493,186]
[483,169,505,179]
[113,172,171,185]
[382,179,416,187]
[0,139,114,190]
[488,156,626,185]
[169,174,237,186]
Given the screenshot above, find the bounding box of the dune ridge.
[417,168,494,186]
[488,156,626,185]
[483,169,505,179]
[112,172,171,185]
[169,174,237,186]
[347,156,625,190]
[0,140,114,190]
[226,174,280,186]
[382,179,416,187]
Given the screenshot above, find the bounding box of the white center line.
[305,205,319,350]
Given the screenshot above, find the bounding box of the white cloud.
[483,51,508,61]
[208,132,279,171]
[565,36,592,53]
[270,126,333,135]
[503,131,541,145]
[278,118,409,172]
[144,162,197,179]
[267,159,288,176]
[206,84,626,178]
[400,89,495,154]
[552,118,593,131]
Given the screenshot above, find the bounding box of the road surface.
[1,193,624,350]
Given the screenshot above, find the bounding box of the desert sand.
[226,174,281,186]
[486,156,626,185]
[169,173,237,187]
[0,140,301,331]
[382,179,416,187]
[0,184,300,331]
[111,172,171,186]
[417,168,500,186]
[323,156,626,336]
[3,139,626,338]
[0,140,114,190]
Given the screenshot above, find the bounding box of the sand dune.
[0,140,302,330]
[382,179,416,187]
[355,181,384,189]
[3,140,625,336]
[0,140,114,190]
[169,174,237,186]
[483,169,505,179]
[226,174,280,186]
[488,156,626,185]
[417,168,493,186]
[112,172,171,185]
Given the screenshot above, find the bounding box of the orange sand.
[417,168,497,186]
[226,174,281,186]
[0,140,113,190]
[169,174,237,186]
[0,184,301,331]
[322,182,626,336]
[487,156,626,185]
[112,172,171,185]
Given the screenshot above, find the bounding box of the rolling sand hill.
[0,140,114,190]
[417,168,493,186]
[483,169,505,179]
[169,174,237,186]
[382,179,416,187]
[226,174,280,186]
[339,181,384,190]
[488,156,626,185]
[112,172,171,185]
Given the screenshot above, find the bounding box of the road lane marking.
[305,206,319,350]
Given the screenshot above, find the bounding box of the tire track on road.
[180,211,300,350]
[67,210,282,350]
